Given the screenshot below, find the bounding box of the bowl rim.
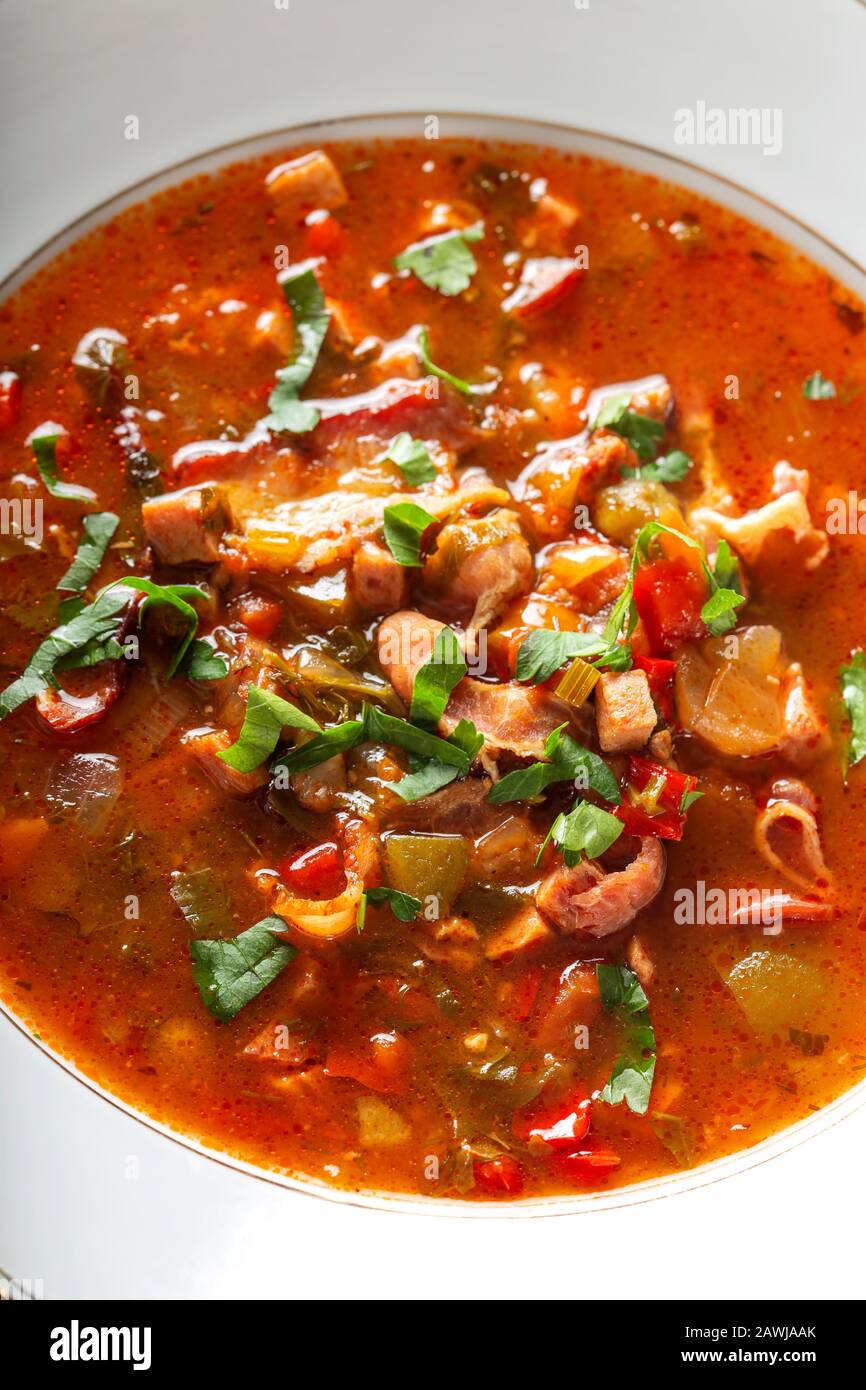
[3,108,865,1219]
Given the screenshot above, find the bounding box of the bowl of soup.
[2,114,865,1215]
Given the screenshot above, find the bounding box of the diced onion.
[45,753,123,835]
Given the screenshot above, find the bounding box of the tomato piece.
[473,1155,525,1195]
[502,257,583,317]
[632,654,676,723]
[632,557,707,654]
[232,592,282,640]
[278,842,344,899]
[512,1085,592,1151]
[35,665,123,734]
[555,1142,622,1182]
[325,1031,412,1095]
[305,212,346,257]
[0,371,22,431]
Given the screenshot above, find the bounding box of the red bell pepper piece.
[512,1085,592,1151]
[473,1155,525,1195]
[555,1141,622,1182]
[614,755,699,841]
[278,842,345,899]
[632,557,707,654]
[628,754,698,810]
[632,654,676,724]
[614,801,684,840]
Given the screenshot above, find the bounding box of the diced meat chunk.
[352,540,409,614]
[266,150,347,221]
[648,729,673,761]
[35,666,124,734]
[502,256,583,317]
[424,509,532,629]
[766,776,818,818]
[389,778,505,838]
[484,906,554,960]
[473,814,541,881]
[142,484,231,565]
[537,836,666,938]
[377,610,572,758]
[186,728,268,797]
[229,479,506,576]
[595,669,657,752]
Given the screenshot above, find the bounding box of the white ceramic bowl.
[2,0,865,1301]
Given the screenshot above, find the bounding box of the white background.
[1,0,865,1300]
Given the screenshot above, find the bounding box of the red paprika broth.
[1,138,866,1201]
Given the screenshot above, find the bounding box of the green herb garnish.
[385,432,437,486]
[622,449,692,483]
[0,584,131,719]
[363,704,475,771]
[597,963,656,1115]
[264,261,330,433]
[190,915,296,1022]
[382,500,438,566]
[410,625,466,727]
[488,725,621,805]
[218,686,321,773]
[591,393,665,462]
[537,799,624,865]
[515,629,612,685]
[32,432,96,503]
[418,326,474,395]
[117,577,208,678]
[840,649,866,771]
[184,638,229,682]
[394,224,483,296]
[357,886,422,932]
[271,719,365,776]
[57,512,119,593]
[803,370,836,401]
